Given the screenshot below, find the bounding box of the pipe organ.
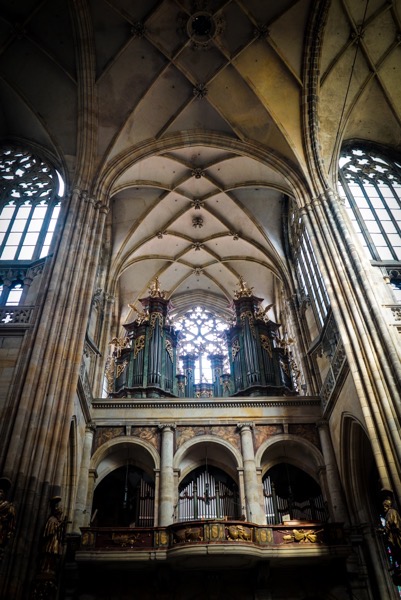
[109,277,297,398]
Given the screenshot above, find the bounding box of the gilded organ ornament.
[134,335,145,358]
[234,276,254,298]
[260,334,272,357]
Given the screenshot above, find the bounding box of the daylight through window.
[0,145,63,262]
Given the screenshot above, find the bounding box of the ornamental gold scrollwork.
[109,337,130,357]
[260,334,272,357]
[281,361,290,377]
[231,339,240,360]
[240,310,256,338]
[116,360,128,379]
[81,530,95,547]
[134,335,145,358]
[282,528,322,543]
[149,312,164,337]
[105,356,116,394]
[165,339,173,362]
[155,530,169,547]
[254,527,272,544]
[255,303,273,323]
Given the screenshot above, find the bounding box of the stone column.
[158,424,176,526]
[84,469,98,527]
[317,419,348,524]
[237,423,265,524]
[0,278,11,303]
[72,422,96,532]
[19,275,33,304]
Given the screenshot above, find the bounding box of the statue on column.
[381,497,401,584]
[32,496,68,600]
[0,477,16,560]
[40,496,68,574]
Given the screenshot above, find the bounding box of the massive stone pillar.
[158,424,176,526]
[237,423,265,524]
[0,189,109,599]
[302,193,401,497]
[317,420,348,524]
[72,422,96,532]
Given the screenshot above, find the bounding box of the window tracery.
[0,144,63,262]
[289,205,330,329]
[175,306,230,384]
[338,146,401,301]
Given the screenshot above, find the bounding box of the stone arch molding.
[255,433,324,483]
[340,413,376,523]
[94,132,309,206]
[90,436,160,487]
[173,434,243,483]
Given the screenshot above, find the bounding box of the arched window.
[0,144,63,261]
[338,145,401,301]
[175,306,230,384]
[263,463,327,525]
[288,203,330,329]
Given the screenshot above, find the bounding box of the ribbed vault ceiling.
[0,0,400,327]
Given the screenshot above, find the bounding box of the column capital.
[86,421,96,433]
[316,419,329,430]
[237,422,253,432]
[158,423,176,432]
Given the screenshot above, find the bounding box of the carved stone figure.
[0,478,16,558]
[383,499,401,575]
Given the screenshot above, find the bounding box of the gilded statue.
[0,478,16,558]
[233,276,254,299]
[382,498,401,576]
[40,496,68,574]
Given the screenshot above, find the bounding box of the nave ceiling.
[0,0,400,328]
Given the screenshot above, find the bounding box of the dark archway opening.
[263,463,327,524]
[92,465,155,527]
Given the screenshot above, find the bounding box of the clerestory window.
[338,145,401,301]
[289,205,330,330]
[0,144,63,262]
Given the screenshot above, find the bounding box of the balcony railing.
[0,305,35,325]
[77,520,346,553]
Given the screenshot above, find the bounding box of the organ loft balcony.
[73,519,348,570]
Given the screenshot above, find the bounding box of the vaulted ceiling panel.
[268,0,311,81]
[206,64,276,144]
[2,0,400,335]
[0,39,77,155]
[97,37,168,154]
[163,98,236,137]
[233,42,303,163]
[110,64,194,156]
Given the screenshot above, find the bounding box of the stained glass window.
[175,306,229,383]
